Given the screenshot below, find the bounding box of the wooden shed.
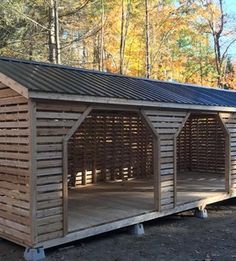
[0,57,236,258]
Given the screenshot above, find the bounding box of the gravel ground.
[1,198,236,261]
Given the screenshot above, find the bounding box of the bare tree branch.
[221,38,236,62]
[1,1,50,31]
[61,25,102,50]
[59,0,91,18]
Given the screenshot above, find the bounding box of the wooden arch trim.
[62,106,162,234]
[141,109,190,210]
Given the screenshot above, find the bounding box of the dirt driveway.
[1,198,236,261]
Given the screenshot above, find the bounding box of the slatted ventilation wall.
[0,84,31,246]
[35,101,86,243]
[177,114,225,174]
[68,111,153,187]
[220,113,236,189]
[143,110,188,210]
[176,116,191,172]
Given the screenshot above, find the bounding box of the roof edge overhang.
[29,91,236,113]
[0,73,29,98]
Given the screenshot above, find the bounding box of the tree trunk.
[145,0,151,78]
[100,0,105,71]
[54,0,61,64]
[48,0,61,64]
[93,35,98,69]
[119,0,130,75]
[49,0,56,63]
[120,0,125,74]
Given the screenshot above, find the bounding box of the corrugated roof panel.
[0,56,236,108]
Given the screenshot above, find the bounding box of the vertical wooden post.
[29,99,37,245]
[153,136,161,210]
[140,110,160,211]
[217,113,231,193]
[62,140,68,236]
[173,136,177,207]
[189,117,192,171]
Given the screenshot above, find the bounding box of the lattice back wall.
[68,111,154,187]
[177,114,226,174]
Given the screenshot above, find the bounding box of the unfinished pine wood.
[219,112,236,189]
[0,84,31,246]
[177,171,225,204]
[67,111,154,187]
[67,171,224,232]
[68,179,154,231]
[35,100,85,243]
[177,114,226,174]
[143,110,188,210]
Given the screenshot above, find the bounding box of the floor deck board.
[68,172,225,232]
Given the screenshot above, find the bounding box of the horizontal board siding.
[220,113,236,188]
[0,85,31,246]
[35,101,85,243]
[144,110,188,210]
[177,115,226,174]
[68,111,153,187]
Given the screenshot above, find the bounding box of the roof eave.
[0,73,29,98]
[28,91,236,113]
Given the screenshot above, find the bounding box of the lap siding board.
[0,85,31,246]
[35,101,86,243]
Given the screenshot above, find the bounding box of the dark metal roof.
[0,56,236,107]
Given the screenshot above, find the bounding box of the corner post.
[29,99,37,246]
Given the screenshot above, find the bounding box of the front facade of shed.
[0,92,234,250]
[33,100,232,249]
[1,58,236,256]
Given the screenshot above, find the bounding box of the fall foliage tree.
[0,0,235,88]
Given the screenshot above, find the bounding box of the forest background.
[0,0,236,89]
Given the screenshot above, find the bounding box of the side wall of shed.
[220,113,236,191]
[34,100,86,244]
[0,83,31,246]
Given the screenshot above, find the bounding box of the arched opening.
[176,113,228,204]
[66,110,155,232]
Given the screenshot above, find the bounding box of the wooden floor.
[68,178,154,232]
[177,171,225,205]
[68,172,225,232]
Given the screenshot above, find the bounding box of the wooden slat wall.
[0,84,31,246]
[35,101,86,243]
[68,111,153,187]
[177,116,191,172]
[143,110,188,210]
[177,114,225,174]
[220,112,236,189]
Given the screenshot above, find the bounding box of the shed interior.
[67,110,155,232]
[177,113,226,204]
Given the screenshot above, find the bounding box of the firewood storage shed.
[0,56,236,258]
